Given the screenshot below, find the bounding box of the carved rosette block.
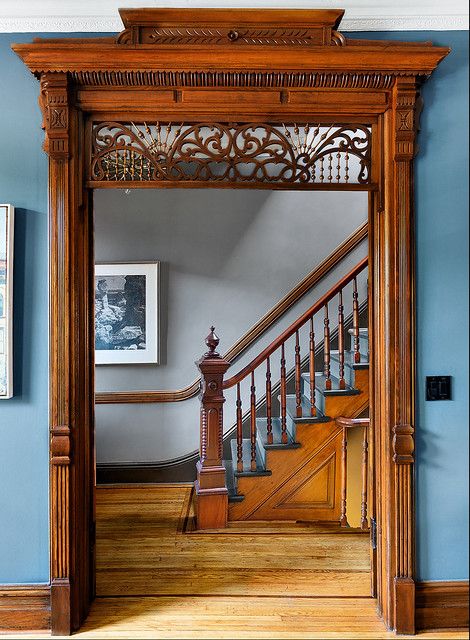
[195,328,230,529]
[40,72,70,161]
[394,77,420,161]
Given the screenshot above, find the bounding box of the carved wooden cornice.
[116,8,345,47]
[12,9,449,91]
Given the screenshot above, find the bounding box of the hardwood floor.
[96,484,371,599]
[3,484,466,639]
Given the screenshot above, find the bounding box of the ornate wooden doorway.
[13,8,448,636]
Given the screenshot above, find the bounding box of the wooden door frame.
[12,8,448,636]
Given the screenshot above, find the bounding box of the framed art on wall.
[95,261,160,365]
[0,204,14,399]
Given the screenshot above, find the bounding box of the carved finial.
[205,326,220,357]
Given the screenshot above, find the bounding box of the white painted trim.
[0,13,468,34]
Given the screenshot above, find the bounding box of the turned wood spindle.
[265,357,273,445]
[338,289,346,389]
[280,343,288,444]
[323,304,332,390]
[361,425,369,530]
[236,383,243,473]
[250,372,257,472]
[295,330,302,418]
[340,426,349,527]
[353,277,360,363]
[309,317,317,417]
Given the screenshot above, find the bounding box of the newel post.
[195,327,230,529]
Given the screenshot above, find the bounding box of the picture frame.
[95,261,160,365]
[0,204,14,399]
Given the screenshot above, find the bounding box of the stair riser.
[286,413,297,441]
[350,334,369,358]
[302,376,326,414]
[256,435,267,466]
[329,357,354,386]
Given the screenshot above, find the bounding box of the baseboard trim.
[416,580,469,631]
[0,584,50,632]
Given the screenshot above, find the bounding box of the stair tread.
[316,372,361,396]
[230,439,272,477]
[348,327,368,339]
[284,394,330,423]
[223,460,245,502]
[301,372,360,396]
[256,417,301,449]
[330,349,369,368]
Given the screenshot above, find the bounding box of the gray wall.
[94,188,367,462]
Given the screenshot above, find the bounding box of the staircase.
[194,257,370,530]
[226,328,369,522]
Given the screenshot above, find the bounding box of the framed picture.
[95,261,160,365]
[0,204,14,398]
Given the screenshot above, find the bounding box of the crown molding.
[0,13,468,34]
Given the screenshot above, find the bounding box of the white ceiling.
[0,0,468,32]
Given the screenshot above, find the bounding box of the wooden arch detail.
[12,8,448,636]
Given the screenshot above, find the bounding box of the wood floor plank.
[3,596,466,639]
[95,485,371,598]
[56,485,464,639]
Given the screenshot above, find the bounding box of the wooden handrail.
[95,222,368,404]
[223,256,367,389]
[336,416,370,428]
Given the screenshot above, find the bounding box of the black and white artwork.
[0,204,14,398]
[95,262,159,364]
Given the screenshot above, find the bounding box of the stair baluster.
[236,383,243,472]
[295,330,302,417]
[280,343,288,444]
[309,317,316,417]
[340,426,349,527]
[338,289,346,389]
[265,357,273,445]
[336,416,370,530]
[353,277,360,363]
[324,304,332,390]
[361,425,369,530]
[250,372,257,471]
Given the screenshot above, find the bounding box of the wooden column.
[195,328,230,530]
[392,77,420,636]
[41,72,95,636]
[374,76,420,634]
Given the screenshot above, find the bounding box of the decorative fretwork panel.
[90,122,371,185]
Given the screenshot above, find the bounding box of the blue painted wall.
[415,31,469,581]
[0,30,467,584]
[0,34,50,583]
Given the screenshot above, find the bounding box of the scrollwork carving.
[90,121,371,185]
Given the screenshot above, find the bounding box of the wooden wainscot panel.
[77,88,175,111]
[0,585,51,632]
[288,90,390,114]
[181,89,282,105]
[416,581,469,631]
